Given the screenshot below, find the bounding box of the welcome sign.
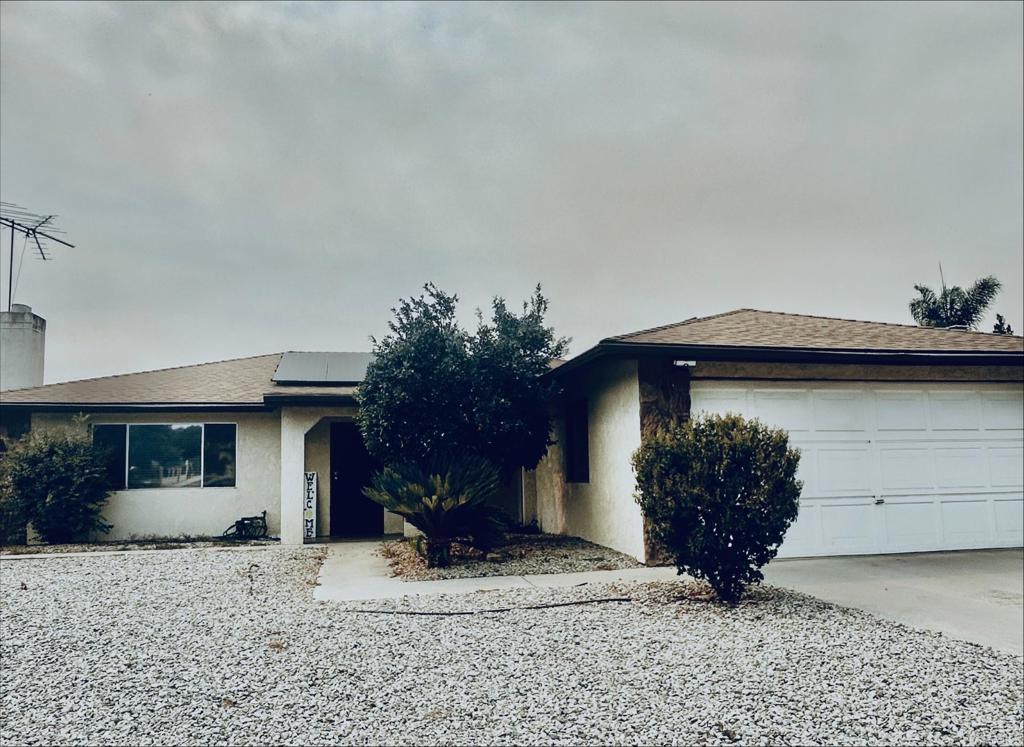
[303,471,317,541]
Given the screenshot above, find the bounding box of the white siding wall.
[534,358,645,561]
[31,411,282,540]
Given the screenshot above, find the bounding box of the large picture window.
[92,423,237,490]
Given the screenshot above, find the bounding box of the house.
[1,309,1022,561]
[528,310,1024,561]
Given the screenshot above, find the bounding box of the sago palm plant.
[363,456,504,567]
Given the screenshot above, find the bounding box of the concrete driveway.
[763,549,1024,655]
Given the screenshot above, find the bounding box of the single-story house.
[1,309,1021,562]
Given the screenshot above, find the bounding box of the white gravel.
[0,538,277,556]
[1,547,1021,746]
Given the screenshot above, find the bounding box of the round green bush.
[633,413,802,602]
[0,426,112,545]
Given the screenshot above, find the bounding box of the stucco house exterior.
[1,309,1022,561]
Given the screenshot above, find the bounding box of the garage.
[532,308,1023,564]
[691,381,1024,558]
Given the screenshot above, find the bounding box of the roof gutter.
[261,393,359,406]
[0,403,272,413]
[0,393,361,412]
[547,341,1024,379]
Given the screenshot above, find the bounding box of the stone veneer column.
[636,357,692,564]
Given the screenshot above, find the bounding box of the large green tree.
[908,274,1002,330]
[357,284,568,478]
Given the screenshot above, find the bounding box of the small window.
[128,424,203,489]
[93,424,127,490]
[564,399,590,483]
[203,423,237,487]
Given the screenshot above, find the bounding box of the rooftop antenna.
[938,262,950,327]
[0,201,76,312]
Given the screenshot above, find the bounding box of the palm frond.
[909,284,943,327]
[910,275,1003,329]
[962,276,1001,329]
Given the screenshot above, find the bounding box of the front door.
[329,422,383,537]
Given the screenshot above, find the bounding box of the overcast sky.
[1,1,1021,384]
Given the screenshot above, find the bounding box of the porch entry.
[329,422,383,537]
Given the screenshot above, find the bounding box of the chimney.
[0,304,46,391]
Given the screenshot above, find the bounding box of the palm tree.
[909,272,1002,330]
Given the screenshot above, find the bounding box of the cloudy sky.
[1,1,1021,384]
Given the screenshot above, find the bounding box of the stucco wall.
[533,358,645,561]
[304,419,333,537]
[31,411,282,541]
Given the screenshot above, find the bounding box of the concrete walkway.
[313,541,678,602]
[764,549,1024,655]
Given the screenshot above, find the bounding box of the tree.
[357,284,568,478]
[0,424,112,544]
[909,273,1002,330]
[632,414,802,603]
[993,314,1015,335]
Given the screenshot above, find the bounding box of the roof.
[607,309,1024,353]
[0,353,361,410]
[552,309,1024,379]
[3,309,1020,409]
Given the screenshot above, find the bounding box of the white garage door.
[690,381,1024,558]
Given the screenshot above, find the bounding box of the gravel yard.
[1,548,1022,746]
[0,538,277,556]
[380,533,641,581]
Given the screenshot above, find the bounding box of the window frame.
[92,421,238,490]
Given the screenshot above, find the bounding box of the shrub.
[363,456,505,567]
[633,413,801,602]
[0,489,26,545]
[0,424,113,544]
[356,284,568,479]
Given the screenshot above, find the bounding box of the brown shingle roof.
[606,309,1024,353]
[0,353,357,407]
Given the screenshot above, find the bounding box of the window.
[93,424,127,490]
[92,423,236,490]
[564,399,590,483]
[203,424,237,487]
[128,424,203,488]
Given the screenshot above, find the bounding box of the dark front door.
[329,422,383,537]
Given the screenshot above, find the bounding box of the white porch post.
[279,409,311,545]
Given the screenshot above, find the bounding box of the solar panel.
[272,352,374,384]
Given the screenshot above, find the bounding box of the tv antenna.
[0,201,76,312]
